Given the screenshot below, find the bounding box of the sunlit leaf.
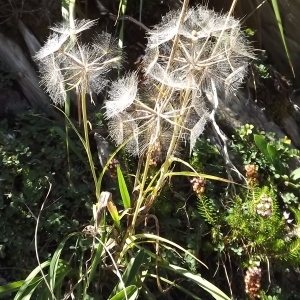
[117,166,131,209]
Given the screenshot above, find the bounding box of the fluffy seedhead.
[34,19,121,105]
[144,5,254,97]
[105,73,209,157]
[105,5,253,159]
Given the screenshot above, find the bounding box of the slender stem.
[81,89,97,189]
[131,149,152,227]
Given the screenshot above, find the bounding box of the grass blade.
[117,166,131,209]
[159,263,231,300]
[109,285,138,300]
[270,0,295,77]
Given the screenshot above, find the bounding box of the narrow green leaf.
[271,0,295,77]
[14,261,50,300]
[113,249,145,295]
[109,285,138,300]
[117,166,131,209]
[123,234,207,269]
[49,233,78,290]
[0,280,24,298]
[123,249,145,287]
[148,274,202,299]
[165,171,237,184]
[159,263,230,300]
[87,235,106,288]
[16,278,44,300]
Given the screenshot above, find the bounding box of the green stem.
[131,149,152,228]
[81,90,97,189]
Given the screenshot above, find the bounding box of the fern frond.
[197,194,217,226]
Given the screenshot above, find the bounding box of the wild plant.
[0,1,254,299]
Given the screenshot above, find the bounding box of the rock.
[0,33,52,113]
[0,277,7,286]
[208,0,300,87]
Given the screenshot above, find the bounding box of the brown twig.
[94,0,150,32]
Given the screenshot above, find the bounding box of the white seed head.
[143,5,254,97]
[105,6,254,156]
[104,72,139,118]
[108,112,139,155]
[39,54,66,105]
[34,22,121,106]
[34,32,69,60]
[50,19,98,36]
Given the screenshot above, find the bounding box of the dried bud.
[190,177,206,194]
[244,266,262,299]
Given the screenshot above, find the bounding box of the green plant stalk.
[270,0,295,77]
[144,89,192,206]
[131,149,153,223]
[61,0,76,184]
[117,0,127,49]
[124,89,194,256]
[81,89,97,188]
[124,1,193,231]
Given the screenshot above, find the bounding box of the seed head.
[34,20,121,106]
[144,5,254,97]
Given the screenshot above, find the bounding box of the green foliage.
[0,112,93,281]
[227,186,285,255]
[270,0,295,77]
[189,125,300,297]
[197,195,217,226]
[254,53,272,79]
[231,124,299,180]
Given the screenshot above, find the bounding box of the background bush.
[0,112,93,281]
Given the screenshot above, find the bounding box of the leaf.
[254,134,285,175]
[123,233,207,269]
[267,143,285,175]
[290,168,300,181]
[86,234,106,289]
[121,249,145,288]
[0,281,25,298]
[159,263,231,300]
[14,261,50,300]
[107,196,121,230]
[117,166,131,209]
[254,134,271,161]
[270,0,295,77]
[49,233,77,291]
[109,285,138,300]
[110,250,146,299]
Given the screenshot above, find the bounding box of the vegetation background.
[1,0,300,299]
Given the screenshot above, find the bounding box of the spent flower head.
[104,73,209,157]
[104,5,254,159]
[34,20,121,106]
[143,5,254,97]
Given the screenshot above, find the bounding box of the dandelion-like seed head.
[34,20,121,106]
[104,73,209,157]
[105,72,139,118]
[108,112,140,156]
[105,5,253,157]
[144,5,254,97]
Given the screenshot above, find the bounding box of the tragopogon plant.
[104,4,254,218]
[34,19,121,188]
[105,5,254,157]
[34,19,120,106]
